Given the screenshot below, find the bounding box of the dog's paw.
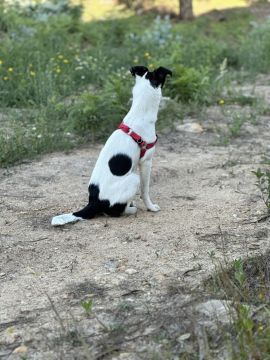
[125,206,138,215]
[147,204,160,212]
[51,213,82,226]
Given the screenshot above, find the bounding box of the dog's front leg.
[139,158,160,212]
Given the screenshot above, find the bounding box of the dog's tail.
[51,202,98,226]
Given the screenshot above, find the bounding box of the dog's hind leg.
[126,199,137,213]
[105,173,139,217]
[115,173,140,204]
[124,204,137,215]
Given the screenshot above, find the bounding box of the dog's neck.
[123,77,161,142]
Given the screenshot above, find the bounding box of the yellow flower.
[0,60,3,65]
[3,76,8,81]
[258,292,264,300]
[63,59,69,64]
[55,68,61,73]
[58,55,64,59]
[133,58,138,64]
[144,52,150,58]
[258,325,264,332]
[8,67,13,73]
[148,63,154,69]
[218,99,225,105]
[30,71,36,77]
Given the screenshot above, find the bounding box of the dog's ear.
[130,66,149,77]
[153,67,172,88]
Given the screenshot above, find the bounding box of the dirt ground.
[1,82,270,359]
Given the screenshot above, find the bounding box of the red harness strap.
[118,122,158,158]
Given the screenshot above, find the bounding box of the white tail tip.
[51,213,83,226]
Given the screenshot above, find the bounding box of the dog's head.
[130,65,172,89]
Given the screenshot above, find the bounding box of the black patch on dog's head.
[146,67,172,88]
[108,154,132,176]
[130,66,149,77]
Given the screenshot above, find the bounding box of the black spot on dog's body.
[73,184,127,219]
[108,154,132,176]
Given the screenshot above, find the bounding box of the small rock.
[176,122,203,133]
[134,234,141,240]
[104,259,118,272]
[0,272,6,277]
[125,268,138,275]
[124,235,133,243]
[13,345,27,354]
[249,243,260,250]
[112,352,132,360]
[177,333,191,342]
[196,299,234,325]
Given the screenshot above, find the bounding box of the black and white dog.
[51,65,172,226]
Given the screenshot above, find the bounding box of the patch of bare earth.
[1,83,270,359]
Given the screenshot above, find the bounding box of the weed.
[207,250,216,259]
[81,299,93,316]
[206,252,270,359]
[228,112,252,137]
[252,168,270,212]
[233,259,246,287]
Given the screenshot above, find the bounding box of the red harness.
[118,122,158,158]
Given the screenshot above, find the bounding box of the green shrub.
[68,71,132,139]
[239,20,270,73]
[168,65,210,103]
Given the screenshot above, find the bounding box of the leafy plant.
[252,168,270,212]
[233,259,246,287]
[168,65,210,103]
[81,299,93,316]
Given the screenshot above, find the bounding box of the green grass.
[206,253,270,359]
[1,1,270,166]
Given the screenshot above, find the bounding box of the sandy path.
[1,106,270,359]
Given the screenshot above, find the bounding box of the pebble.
[13,345,27,354]
[196,299,235,325]
[175,122,203,133]
[125,268,138,275]
[177,333,191,342]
